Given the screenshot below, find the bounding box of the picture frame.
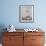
[19,5,34,23]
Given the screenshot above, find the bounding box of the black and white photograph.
[19,5,34,23]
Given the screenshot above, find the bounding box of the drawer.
[3,36,23,43]
[31,44,44,46]
[3,44,16,46]
[3,36,23,44]
[32,36,45,44]
[24,36,32,40]
[3,43,23,46]
[24,32,44,36]
[3,32,23,36]
[24,36,32,45]
[3,37,23,46]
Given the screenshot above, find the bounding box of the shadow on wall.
[0,24,7,43]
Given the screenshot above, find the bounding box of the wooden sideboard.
[2,32,45,46]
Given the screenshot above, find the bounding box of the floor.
[0,44,2,46]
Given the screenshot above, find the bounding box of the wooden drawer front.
[24,36,32,46]
[3,36,23,46]
[3,44,15,46]
[24,32,44,36]
[3,32,23,36]
[3,43,23,46]
[24,36,44,46]
[3,36,23,44]
[32,36,45,44]
[31,44,44,46]
[3,36,9,44]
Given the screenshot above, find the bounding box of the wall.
[0,0,46,29]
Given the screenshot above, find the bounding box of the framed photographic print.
[19,5,34,23]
